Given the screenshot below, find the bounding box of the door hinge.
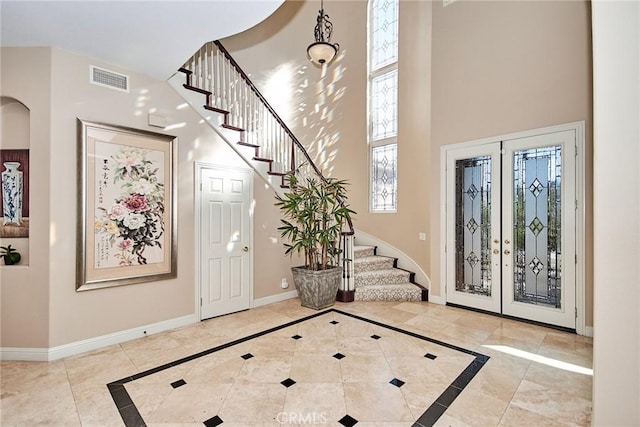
[200,183,203,191]
[575,254,578,264]
[200,297,203,306]
[575,200,578,210]
[575,307,578,319]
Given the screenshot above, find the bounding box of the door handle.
[504,249,511,255]
[493,249,499,254]
[242,246,249,252]
[493,239,500,244]
[504,239,511,245]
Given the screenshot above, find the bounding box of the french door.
[445,129,577,329]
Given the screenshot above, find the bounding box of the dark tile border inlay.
[425,353,438,360]
[371,334,381,340]
[333,352,346,360]
[107,308,489,427]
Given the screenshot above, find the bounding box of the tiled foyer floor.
[0,299,593,426]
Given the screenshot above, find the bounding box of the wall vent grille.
[90,66,129,92]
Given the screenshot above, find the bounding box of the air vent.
[90,66,129,92]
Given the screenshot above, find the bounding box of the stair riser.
[355,288,422,302]
[355,272,410,287]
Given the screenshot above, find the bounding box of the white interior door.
[445,129,578,329]
[199,165,252,320]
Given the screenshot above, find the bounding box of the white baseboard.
[0,347,50,362]
[253,290,298,308]
[0,314,197,362]
[584,326,594,338]
[427,293,446,305]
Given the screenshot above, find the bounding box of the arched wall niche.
[1,95,30,265]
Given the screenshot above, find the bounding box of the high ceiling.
[0,0,285,80]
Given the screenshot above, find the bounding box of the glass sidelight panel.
[512,145,562,307]
[454,156,493,296]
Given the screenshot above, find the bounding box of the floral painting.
[77,120,176,291]
[94,144,166,268]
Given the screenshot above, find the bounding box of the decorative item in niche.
[77,119,177,291]
[0,149,29,238]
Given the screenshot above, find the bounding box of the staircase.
[354,246,427,302]
[169,40,427,303]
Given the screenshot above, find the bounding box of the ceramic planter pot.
[292,265,341,310]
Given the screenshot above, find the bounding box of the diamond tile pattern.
[3,299,591,427]
[105,310,483,426]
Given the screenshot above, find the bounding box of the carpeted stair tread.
[354,283,422,302]
[354,255,395,273]
[354,245,376,258]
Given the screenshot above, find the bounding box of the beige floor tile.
[282,382,347,422]
[289,354,343,383]
[0,382,81,426]
[509,379,592,426]
[344,382,414,422]
[340,355,395,383]
[0,299,593,427]
[217,382,286,423]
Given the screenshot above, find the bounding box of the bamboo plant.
[275,170,355,271]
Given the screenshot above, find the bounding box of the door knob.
[504,249,511,255]
[493,249,499,254]
[504,239,511,245]
[242,246,249,252]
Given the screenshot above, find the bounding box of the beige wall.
[222,0,432,285]
[0,48,51,347]
[592,1,640,424]
[1,46,294,349]
[430,1,593,325]
[223,0,593,325]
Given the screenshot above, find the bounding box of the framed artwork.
[1,149,29,238]
[77,119,177,291]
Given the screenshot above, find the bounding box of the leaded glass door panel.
[445,144,502,313]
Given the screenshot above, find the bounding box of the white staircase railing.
[172,40,355,298]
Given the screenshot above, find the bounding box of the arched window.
[368,0,399,212]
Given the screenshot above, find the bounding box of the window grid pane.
[371,0,398,69]
[371,70,398,141]
[371,143,398,211]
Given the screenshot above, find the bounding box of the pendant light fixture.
[307,0,340,65]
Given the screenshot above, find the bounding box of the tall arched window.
[368,0,399,212]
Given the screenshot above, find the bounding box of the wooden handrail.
[213,40,354,235]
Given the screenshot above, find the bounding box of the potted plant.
[275,171,355,309]
[0,244,21,265]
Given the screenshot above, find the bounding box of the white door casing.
[197,163,253,320]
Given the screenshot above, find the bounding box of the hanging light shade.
[307,0,340,65]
